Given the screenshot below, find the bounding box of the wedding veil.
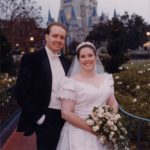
[67,42,104,77]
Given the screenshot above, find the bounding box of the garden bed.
[113,60,150,149]
[113,61,150,119]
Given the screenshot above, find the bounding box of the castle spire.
[92,6,98,17]
[47,10,54,25]
[70,6,76,20]
[113,9,117,18]
[58,9,68,27]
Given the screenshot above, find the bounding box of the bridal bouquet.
[86,105,128,150]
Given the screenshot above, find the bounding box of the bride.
[56,42,118,150]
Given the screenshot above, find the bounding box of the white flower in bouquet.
[86,119,94,126]
[86,105,128,150]
[92,125,99,132]
[107,120,114,127]
[99,135,107,144]
[112,125,118,131]
[98,107,104,113]
[114,114,121,120]
[104,112,112,119]
[109,131,115,139]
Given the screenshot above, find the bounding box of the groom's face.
[45,25,66,53]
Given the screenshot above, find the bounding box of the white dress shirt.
[37,47,65,124]
[45,46,65,109]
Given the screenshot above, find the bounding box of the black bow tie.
[54,53,61,57]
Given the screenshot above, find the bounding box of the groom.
[15,22,70,150]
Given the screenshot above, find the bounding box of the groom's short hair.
[46,22,67,35]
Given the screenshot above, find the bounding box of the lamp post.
[146,31,150,37]
[146,32,150,58]
[16,43,19,48]
[12,43,20,62]
[29,36,35,52]
[146,32,150,43]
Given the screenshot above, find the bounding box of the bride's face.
[79,47,96,72]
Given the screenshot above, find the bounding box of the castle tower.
[58,0,99,43]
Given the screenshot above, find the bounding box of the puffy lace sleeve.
[105,73,114,94]
[57,77,77,101]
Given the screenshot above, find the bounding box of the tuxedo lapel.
[41,50,52,91]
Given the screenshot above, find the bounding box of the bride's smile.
[79,47,96,72]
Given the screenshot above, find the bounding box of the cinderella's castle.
[47,0,108,43]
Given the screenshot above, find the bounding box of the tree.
[87,23,110,48]
[0,0,43,51]
[106,18,129,72]
[86,12,149,72]
[123,13,148,49]
[0,0,42,24]
[86,17,128,72]
[0,29,14,73]
[68,40,79,55]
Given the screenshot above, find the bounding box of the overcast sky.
[36,0,150,26]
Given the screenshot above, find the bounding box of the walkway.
[2,129,36,150]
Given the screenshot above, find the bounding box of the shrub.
[0,73,16,92]
[113,61,150,119]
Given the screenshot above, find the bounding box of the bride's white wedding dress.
[56,73,114,150]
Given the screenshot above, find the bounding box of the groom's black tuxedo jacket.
[15,48,70,136]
